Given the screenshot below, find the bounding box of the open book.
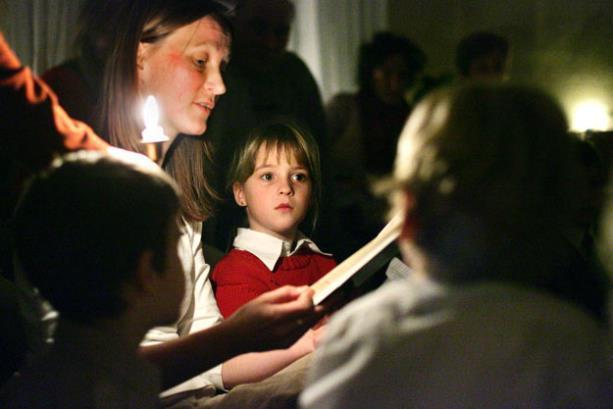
[311,213,403,305]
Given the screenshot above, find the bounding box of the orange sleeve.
[1,32,108,216]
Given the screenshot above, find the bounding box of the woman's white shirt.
[141,220,224,396]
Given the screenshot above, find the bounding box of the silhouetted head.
[14,152,183,325]
[232,0,295,67]
[358,32,426,104]
[386,84,577,286]
[456,31,510,81]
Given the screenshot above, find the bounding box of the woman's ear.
[136,42,149,70]
[232,182,247,207]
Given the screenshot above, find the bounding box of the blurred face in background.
[233,0,293,68]
[466,52,509,82]
[372,53,411,105]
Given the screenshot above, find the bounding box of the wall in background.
[388,0,613,131]
[4,0,84,74]
[3,0,387,104]
[289,0,388,102]
[3,0,611,129]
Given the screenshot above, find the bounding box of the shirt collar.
[233,228,331,270]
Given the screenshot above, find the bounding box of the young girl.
[212,122,337,318]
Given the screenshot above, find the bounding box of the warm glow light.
[571,100,610,132]
[141,96,169,143]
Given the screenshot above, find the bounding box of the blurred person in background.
[326,32,426,260]
[456,31,510,82]
[42,0,117,134]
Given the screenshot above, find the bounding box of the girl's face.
[137,16,230,138]
[233,144,312,242]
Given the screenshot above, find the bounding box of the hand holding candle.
[141,96,169,162]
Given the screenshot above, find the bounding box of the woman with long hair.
[99,0,323,403]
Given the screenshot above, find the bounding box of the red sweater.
[212,248,336,318]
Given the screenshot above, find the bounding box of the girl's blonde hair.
[229,121,322,231]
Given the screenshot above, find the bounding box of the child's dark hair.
[13,152,180,324]
[228,121,322,231]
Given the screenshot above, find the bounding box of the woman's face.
[138,16,230,138]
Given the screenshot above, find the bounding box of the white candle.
[141,96,169,143]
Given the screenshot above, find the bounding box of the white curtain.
[4,0,83,74]
[2,0,388,94]
[288,0,389,102]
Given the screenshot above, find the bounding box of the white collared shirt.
[233,228,332,271]
[142,220,223,396]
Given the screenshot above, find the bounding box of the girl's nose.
[278,178,294,195]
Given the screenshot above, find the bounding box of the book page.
[311,213,403,305]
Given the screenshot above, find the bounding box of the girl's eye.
[260,173,273,182]
[292,173,309,182]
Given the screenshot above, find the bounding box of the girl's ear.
[232,182,247,207]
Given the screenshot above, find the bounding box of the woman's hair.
[99,0,232,221]
[228,121,322,231]
[357,32,426,94]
